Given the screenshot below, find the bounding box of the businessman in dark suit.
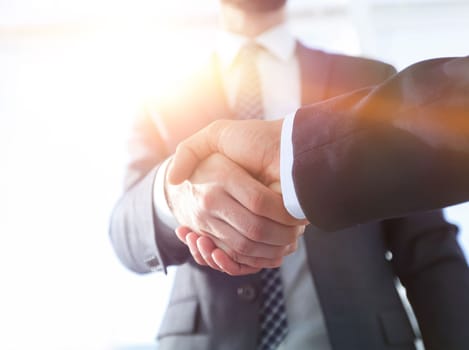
[110,1,469,349]
[169,57,469,230]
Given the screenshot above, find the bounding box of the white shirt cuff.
[280,112,306,220]
[153,157,180,230]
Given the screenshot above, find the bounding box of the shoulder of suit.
[296,40,396,76]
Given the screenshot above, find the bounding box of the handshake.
[164,119,308,276]
[161,56,469,276]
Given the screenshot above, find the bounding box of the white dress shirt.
[153,24,331,350]
[280,112,307,219]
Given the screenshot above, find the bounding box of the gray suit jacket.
[109,45,469,350]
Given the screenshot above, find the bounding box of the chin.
[221,0,287,13]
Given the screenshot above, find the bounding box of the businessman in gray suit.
[110,1,469,349]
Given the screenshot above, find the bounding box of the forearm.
[290,58,469,229]
[293,110,469,230]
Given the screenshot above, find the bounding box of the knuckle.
[284,228,299,243]
[234,238,254,256]
[208,120,226,142]
[174,141,186,155]
[210,119,226,132]
[245,222,263,242]
[272,246,288,259]
[284,241,298,256]
[248,191,267,214]
[199,191,216,211]
[210,119,222,129]
[243,257,258,268]
[192,207,205,226]
[250,257,267,269]
[225,247,241,265]
[268,257,283,268]
[282,225,304,244]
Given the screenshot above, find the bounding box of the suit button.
[144,255,162,272]
[237,285,257,302]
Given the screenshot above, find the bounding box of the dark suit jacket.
[292,57,469,230]
[109,45,469,350]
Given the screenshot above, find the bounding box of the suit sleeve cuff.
[280,111,306,220]
[153,157,180,230]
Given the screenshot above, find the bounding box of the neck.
[220,4,286,38]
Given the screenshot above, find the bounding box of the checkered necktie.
[233,42,264,120]
[258,268,288,350]
[233,42,288,350]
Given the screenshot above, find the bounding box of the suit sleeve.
[292,57,469,230]
[384,210,469,350]
[109,105,189,274]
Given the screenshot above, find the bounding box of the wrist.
[280,111,306,220]
[261,119,283,184]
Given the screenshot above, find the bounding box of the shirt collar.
[216,24,296,71]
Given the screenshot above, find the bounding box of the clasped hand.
[165,151,306,275]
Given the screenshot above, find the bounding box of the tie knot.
[236,41,263,64]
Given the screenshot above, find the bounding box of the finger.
[186,231,269,274]
[196,236,224,272]
[206,216,290,259]
[205,190,306,252]
[167,120,227,185]
[208,235,284,269]
[186,232,208,266]
[214,201,303,247]
[200,180,300,247]
[212,249,262,276]
[224,164,308,227]
[175,226,192,244]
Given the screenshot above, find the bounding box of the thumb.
[167,120,226,185]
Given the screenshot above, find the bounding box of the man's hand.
[165,153,306,275]
[167,119,283,187]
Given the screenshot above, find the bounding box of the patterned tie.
[258,268,289,350]
[233,42,289,350]
[233,42,264,120]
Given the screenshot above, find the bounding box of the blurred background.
[1,0,468,349]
